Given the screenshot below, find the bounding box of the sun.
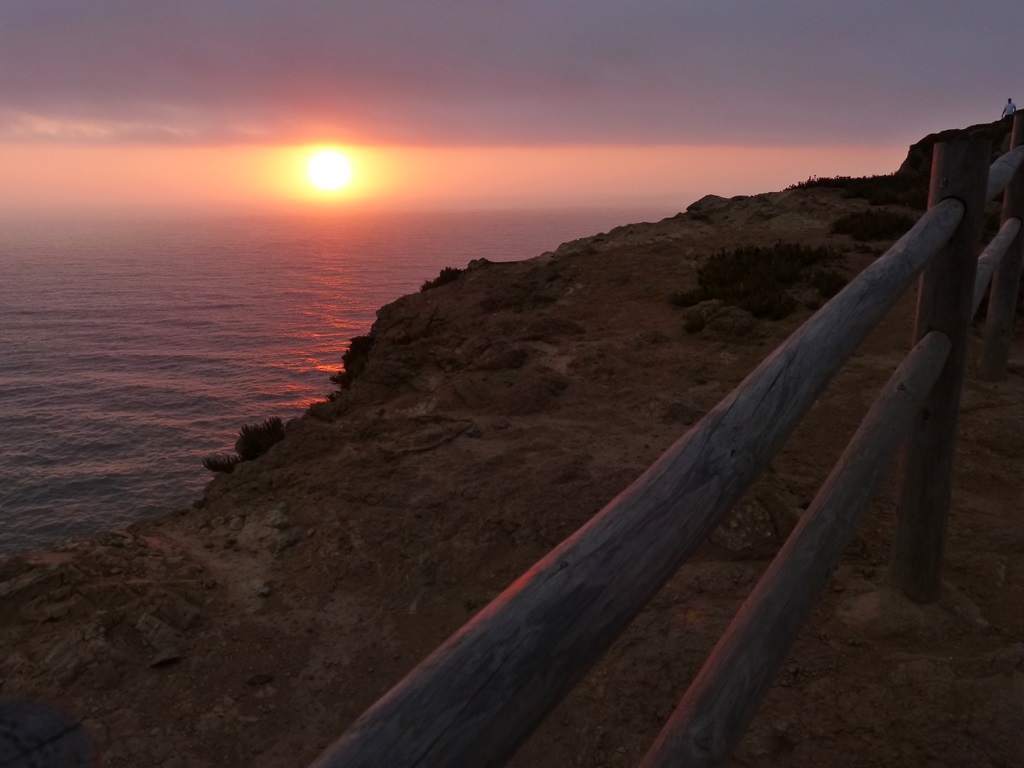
[307,149,353,191]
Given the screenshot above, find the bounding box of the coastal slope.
[2,184,1023,767]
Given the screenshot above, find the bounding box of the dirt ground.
[2,187,1022,767]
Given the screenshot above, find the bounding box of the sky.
[1,1,1021,216]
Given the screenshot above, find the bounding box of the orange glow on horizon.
[0,142,907,216]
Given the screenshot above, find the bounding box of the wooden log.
[639,331,951,768]
[308,200,962,768]
[980,112,1024,379]
[972,217,1021,318]
[985,144,1024,202]
[890,141,989,603]
[0,697,93,767]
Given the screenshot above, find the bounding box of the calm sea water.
[0,207,662,556]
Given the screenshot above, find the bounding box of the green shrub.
[421,266,465,291]
[788,173,928,210]
[235,417,286,461]
[670,242,836,320]
[202,454,243,474]
[202,416,285,473]
[810,268,848,299]
[344,334,373,373]
[831,210,918,241]
[329,334,374,391]
[791,117,1015,211]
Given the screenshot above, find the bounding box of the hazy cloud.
[2,0,1021,146]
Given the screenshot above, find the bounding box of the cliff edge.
[2,176,1023,766]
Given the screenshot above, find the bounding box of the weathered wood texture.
[638,331,951,768]
[981,112,1024,379]
[0,697,93,767]
[973,218,1021,318]
[308,201,963,768]
[890,141,990,603]
[984,142,1024,202]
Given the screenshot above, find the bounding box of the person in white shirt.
[1002,98,1017,120]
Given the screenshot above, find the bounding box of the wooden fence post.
[889,140,989,602]
[980,112,1024,379]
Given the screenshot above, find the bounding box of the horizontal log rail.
[985,144,1024,201]
[310,115,1024,768]
[973,217,1021,317]
[982,116,1024,378]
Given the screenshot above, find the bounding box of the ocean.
[0,207,664,556]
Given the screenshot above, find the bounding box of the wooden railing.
[308,114,1024,768]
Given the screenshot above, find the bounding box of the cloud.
[2,0,1022,147]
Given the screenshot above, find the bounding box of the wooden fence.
[308,114,1024,768]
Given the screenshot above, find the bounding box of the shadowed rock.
[0,697,92,767]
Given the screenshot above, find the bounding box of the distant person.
[1002,98,1017,120]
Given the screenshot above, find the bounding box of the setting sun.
[307,149,353,191]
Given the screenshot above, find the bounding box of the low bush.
[810,268,849,299]
[344,334,373,375]
[421,266,465,291]
[788,173,928,210]
[202,416,286,473]
[235,416,286,461]
[202,454,243,474]
[670,242,838,320]
[831,210,918,242]
[330,334,374,391]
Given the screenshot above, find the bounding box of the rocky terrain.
[2,141,1023,766]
